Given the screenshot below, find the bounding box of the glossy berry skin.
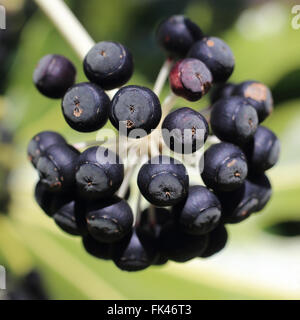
[210,97,259,145]
[162,107,209,154]
[169,58,212,102]
[112,230,156,272]
[27,131,67,168]
[217,174,272,224]
[156,15,203,57]
[52,199,81,236]
[110,85,161,137]
[233,81,273,122]
[210,83,236,104]
[33,54,76,99]
[137,156,189,207]
[201,143,248,192]
[83,41,133,90]
[173,186,222,235]
[36,144,80,193]
[243,126,280,173]
[85,196,133,243]
[201,224,228,258]
[75,146,124,200]
[188,37,235,83]
[159,222,208,262]
[61,82,110,133]
[82,235,113,260]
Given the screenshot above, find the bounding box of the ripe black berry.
[112,230,156,271]
[83,41,134,90]
[75,146,124,199]
[27,131,67,168]
[210,82,236,104]
[162,107,209,154]
[201,142,248,192]
[243,126,280,173]
[82,235,113,260]
[233,81,273,122]
[36,144,80,193]
[52,198,81,236]
[159,222,208,262]
[217,174,272,224]
[156,15,203,57]
[201,224,228,258]
[61,82,110,132]
[169,58,212,102]
[33,54,76,99]
[34,181,56,217]
[173,185,221,235]
[210,97,259,145]
[85,196,133,243]
[137,156,189,207]
[188,37,235,83]
[109,85,162,137]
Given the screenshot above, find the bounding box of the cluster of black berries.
[28,15,280,272]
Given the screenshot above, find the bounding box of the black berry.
[173,185,222,235]
[233,81,273,122]
[110,85,162,137]
[27,131,67,168]
[188,37,235,83]
[33,54,76,99]
[36,144,80,193]
[201,142,248,192]
[82,235,113,260]
[75,146,124,199]
[210,97,259,145]
[137,156,189,207]
[86,196,133,243]
[243,126,280,173]
[162,107,209,154]
[83,41,133,90]
[112,230,156,271]
[61,82,110,132]
[156,15,203,57]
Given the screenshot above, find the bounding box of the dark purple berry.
[233,81,273,122]
[243,126,280,173]
[86,196,133,243]
[162,107,209,154]
[36,144,80,193]
[173,185,222,235]
[169,58,212,101]
[210,97,259,145]
[75,146,124,200]
[137,156,189,207]
[33,54,76,98]
[201,224,228,258]
[188,37,235,83]
[27,131,67,168]
[110,85,162,137]
[156,15,203,57]
[83,41,133,90]
[61,82,110,132]
[201,142,248,192]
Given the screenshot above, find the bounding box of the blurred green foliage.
[1,0,300,300]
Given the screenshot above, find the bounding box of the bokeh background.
[1,0,300,299]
